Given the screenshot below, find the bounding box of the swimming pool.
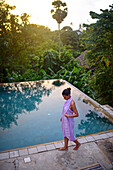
[0,79,113,151]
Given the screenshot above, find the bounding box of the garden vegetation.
[0,1,113,106]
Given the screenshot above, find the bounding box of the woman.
[58,88,81,151]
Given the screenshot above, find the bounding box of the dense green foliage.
[0,0,80,83]
[0,1,113,107]
[61,26,79,50]
[81,4,113,106]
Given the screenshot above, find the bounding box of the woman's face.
[63,94,70,100]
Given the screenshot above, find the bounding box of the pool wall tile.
[28,147,38,154]
[0,152,9,160]
[9,151,19,158]
[37,145,47,152]
[46,144,56,151]
[19,149,28,156]
[54,142,63,149]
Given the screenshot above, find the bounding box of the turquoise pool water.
[0,79,113,151]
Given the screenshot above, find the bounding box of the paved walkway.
[0,131,113,170]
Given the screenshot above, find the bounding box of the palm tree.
[51,0,68,54]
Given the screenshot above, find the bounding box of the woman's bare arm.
[65,100,78,118]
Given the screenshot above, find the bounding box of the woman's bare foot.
[73,143,81,150]
[58,147,68,151]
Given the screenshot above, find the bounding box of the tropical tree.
[51,0,68,54]
[81,4,113,106]
[0,1,16,81]
[61,26,79,51]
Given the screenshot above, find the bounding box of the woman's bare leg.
[73,139,81,150]
[64,137,69,149]
[58,137,68,151]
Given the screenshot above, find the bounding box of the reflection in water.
[0,81,52,130]
[77,110,113,136]
[52,80,65,87]
[82,99,88,104]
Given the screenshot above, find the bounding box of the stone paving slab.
[54,142,63,149]
[19,149,28,156]
[92,134,104,140]
[106,132,113,137]
[46,144,56,151]
[28,147,38,154]
[62,141,74,146]
[96,138,113,164]
[0,152,9,160]
[70,141,75,145]
[85,135,95,142]
[99,105,113,118]
[0,160,15,170]
[37,145,47,152]
[78,137,88,143]
[103,107,111,111]
[98,133,109,139]
[91,133,109,141]
[109,111,113,116]
[68,141,74,146]
[9,151,19,158]
[83,142,112,170]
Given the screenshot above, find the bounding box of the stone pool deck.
[0,130,113,170]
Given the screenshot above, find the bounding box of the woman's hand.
[64,113,70,118]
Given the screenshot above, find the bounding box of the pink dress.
[61,96,76,141]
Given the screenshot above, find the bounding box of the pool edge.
[0,129,113,154]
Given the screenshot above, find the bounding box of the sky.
[5,0,113,31]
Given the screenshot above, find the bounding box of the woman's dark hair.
[62,88,71,96]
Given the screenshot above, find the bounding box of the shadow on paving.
[96,138,113,163]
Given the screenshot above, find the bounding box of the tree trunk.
[58,23,60,54]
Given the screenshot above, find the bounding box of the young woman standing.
[58,88,81,151]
